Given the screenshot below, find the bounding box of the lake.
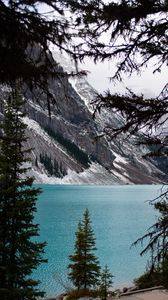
[33,184,163,297]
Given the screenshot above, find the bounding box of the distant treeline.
[44,126,91,168]
[39,153,67,178]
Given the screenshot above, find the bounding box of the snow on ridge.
[23,116,53,145]
[52,51,95,112]
[111,169,132,184]
[69,78,94,112]
[113,151,128,165]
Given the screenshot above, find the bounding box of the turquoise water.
[33,185,163,297]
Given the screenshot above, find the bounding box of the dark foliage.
[39,153,67,177]
[134,255,168,289]
[133,196,168,281]
[68,0,168,78]
[0,88,46,299]
[134,269,162,289]
[44,126,91,167]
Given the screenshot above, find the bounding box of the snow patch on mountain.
[113,151,129,165]
[23,116,52,145]
[111,169,132,184]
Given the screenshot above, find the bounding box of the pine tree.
[99,265,113,300]
[68,221,84,290]
[68,208,100,290]
[0,88,46,300]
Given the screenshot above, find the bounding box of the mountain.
[0,53,167,184]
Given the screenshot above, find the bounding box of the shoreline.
[45,286,168,300]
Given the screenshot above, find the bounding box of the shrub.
[134,270,162,289]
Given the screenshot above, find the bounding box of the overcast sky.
[53,49,168,98]
[81,58,167,98]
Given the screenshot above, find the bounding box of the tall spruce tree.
[68,208,100,290]
[0,88,46,300]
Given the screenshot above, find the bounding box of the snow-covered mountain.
[0,52,167,184]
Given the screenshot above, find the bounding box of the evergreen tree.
[0,88,46,300]
[68,208,100,290]
[68,221,84,290]
[99,265,113,300]
[133,199,168,280]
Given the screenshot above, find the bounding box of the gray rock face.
[0,53,167,184]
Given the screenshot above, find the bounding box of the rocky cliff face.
[0,53,167,184]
